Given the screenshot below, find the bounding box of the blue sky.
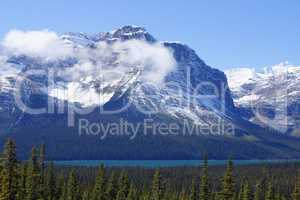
[1,0,299,70]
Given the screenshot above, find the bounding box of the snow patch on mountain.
[0,26,177,107]
[226,62,300,134]
[0,25,237,134]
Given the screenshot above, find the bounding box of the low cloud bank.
[0,30,177,84]
[2,30,73,61]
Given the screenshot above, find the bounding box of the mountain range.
[1,26,300,160]
[226,62,300,136]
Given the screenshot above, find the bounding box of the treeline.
[1,138,300,200]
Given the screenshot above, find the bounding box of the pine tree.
[0,138,19,200]
[126,184,136,200]
[200,154,209,200]
[17,164,27,200]
[141,191,150,200]
[116,171,130,200]
[57,173,66,200]
[189,179,197,200]
[151,169,163,200]
[254,181,263,200]
[261,168,269,200]
[238,183,244,200]
[281,195,287,200]
[242,180,251,200]
[162,180,172,200]
[39,144,45,179]
[45,162,57,200]
[92,165,106,200]
[105,172,116,200]
[66,170,80,200]
[25,147,41,200]
[265,181,274,200]
[234,191,239,200]
[0,166,2,196]
[82,189,91,200]
[293,174,300,200]
[39,143,46,200]
[141,183,150,200]
[275,194,281,200]
[219,159,235,200]
[169,193,177,200]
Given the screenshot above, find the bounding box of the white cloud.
[112,40,176,84]
[2,30,72,60]
[0,29,178,107]
[0,30,176,85]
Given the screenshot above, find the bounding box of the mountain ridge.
[1,26,300,159]
[226,62,300,135]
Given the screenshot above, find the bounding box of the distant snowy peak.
[100,25,156,42]
[225,62,300,103]
[226,62,300,91]
[61,25,156,47]
[225,68,256,90]
[226,62,300,134]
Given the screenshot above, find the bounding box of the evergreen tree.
[281,195,287,200]
[265,181,274,200]
[39,144,45,179]
[261,168,269,200]
[82,189,91,200]
[151,169,163,200]
[39,143,46,199]
[141,183,150,200]
[57,174,66,200]
[293,174,300,200]
[17,164,27,200]
[25,147,41,200]
[141,191,150,200]
[275,194,281,200]
[162,180,172,200]
[45,162,57,200]
[242,180,251,200]
[219,158,235,200]
[0,166,2,195]
[116,171,130,200]
[254,181,263,200]
[105,172,116,200]
[200,154,209,200]
[0,138,19,200]
[92,165,106,200]
[189,179,197,200]
[169,193,177,200]
[66,170,80,200]
[238,184,244,200]
[126,184,136,200]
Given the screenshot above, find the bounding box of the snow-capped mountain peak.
[100,25,156,42]
[226,62,300,134]
[0,26,239,135]
[61,25,156,47]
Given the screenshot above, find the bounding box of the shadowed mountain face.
[1,26,300,160]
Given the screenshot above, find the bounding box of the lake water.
[53,159,300,168]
